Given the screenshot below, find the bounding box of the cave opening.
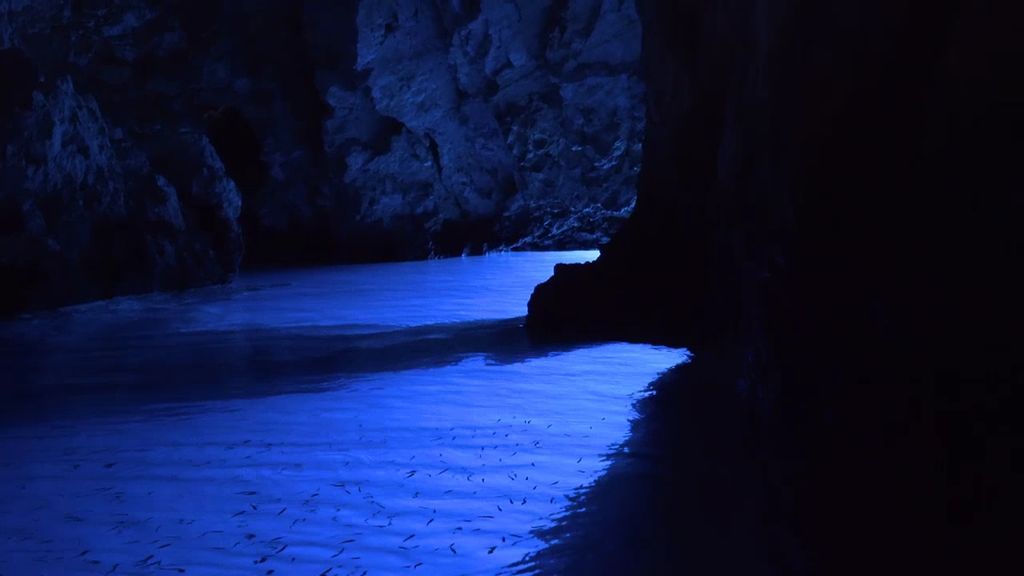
[2,1,1016,575]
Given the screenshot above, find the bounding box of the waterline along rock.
[0,0,644,313]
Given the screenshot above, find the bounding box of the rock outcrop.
[0,69,241,312]
[527,0,1022,573]
[341,0,645,257]
[0,0,644,312]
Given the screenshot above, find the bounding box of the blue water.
[0,251,687,575]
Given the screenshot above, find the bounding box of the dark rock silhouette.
[527,0,1022,573]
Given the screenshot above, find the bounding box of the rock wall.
[528,0,1023,572]
[0,0,644,312]
[341,0,644,257]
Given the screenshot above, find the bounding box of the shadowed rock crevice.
[0,47,37,118]
[203,106,267,193]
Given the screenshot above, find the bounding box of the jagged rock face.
[343,0,644,256]
[0,0,643,311]
[0,69,241,313]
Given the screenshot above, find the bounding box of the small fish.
[426,518,434,526]
[487,546,497,554]
[449,543,457,555]
[277,507,287,516]
[403,534,416,542]
[231,511,245,518]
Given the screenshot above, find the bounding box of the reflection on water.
[0,251,687,575]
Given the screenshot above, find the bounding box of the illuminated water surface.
[0,251,686,575]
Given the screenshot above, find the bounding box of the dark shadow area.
[204,105,267,192]
[516,353,801,576]
[0,47,37,119]
[526,2,1022,573]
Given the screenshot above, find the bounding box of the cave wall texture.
[0,0,644,313]
[529,0,1022,572]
